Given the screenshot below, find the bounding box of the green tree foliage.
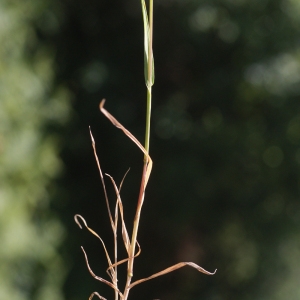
[0,1,70,299]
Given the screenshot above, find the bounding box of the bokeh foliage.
[0,1,70,299]
[2,0,300,300]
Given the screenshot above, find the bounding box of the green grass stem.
[123,1,154,299]
[144,0,153,155]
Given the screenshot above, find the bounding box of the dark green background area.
[2,0,300,299]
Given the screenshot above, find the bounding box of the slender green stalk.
[144,0,153,155]
[144,88,152,157]
[123,1,154,299]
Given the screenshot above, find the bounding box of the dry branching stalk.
[74,100,216,300]
[75,2,215,299]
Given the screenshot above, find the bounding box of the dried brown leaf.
[99,99,152,188]
[89,292,107,300]
[89,127,115,230]
[106,174,130,253]
[129,262,217,288]
[74,214,116,280]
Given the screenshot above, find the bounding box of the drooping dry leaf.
[129,262,217,288]
[99,99,152,188]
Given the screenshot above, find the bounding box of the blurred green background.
[1,0,300,299]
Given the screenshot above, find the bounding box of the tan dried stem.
[75,100,215,300]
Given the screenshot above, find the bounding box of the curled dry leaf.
[129,262,217,288]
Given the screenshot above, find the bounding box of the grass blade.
[99,99,152,187]
[106,173,131,253]
[129,262,217,288]
[141,0,154,88]
[74,214,116,280]
[89,292,107,300]
[89,127,115,229]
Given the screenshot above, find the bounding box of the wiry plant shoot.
[74,1,216,300]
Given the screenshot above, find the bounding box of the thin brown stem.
[123,162,147,300]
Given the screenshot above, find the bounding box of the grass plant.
[74,1,216,299]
